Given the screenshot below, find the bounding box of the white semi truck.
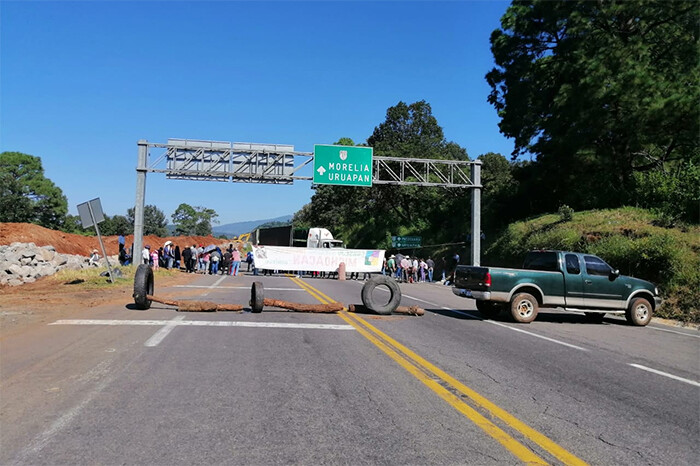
[306,227,344,248]
[252,225,344,248]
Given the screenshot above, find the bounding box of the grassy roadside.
[485,207,700,324]
[45,266,183,291]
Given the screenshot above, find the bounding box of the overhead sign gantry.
[133,139,482,266]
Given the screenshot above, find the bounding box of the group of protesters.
[141,242,254,276]
[383,252,460,284]
[384,254,435,283]
[141,242,181,271]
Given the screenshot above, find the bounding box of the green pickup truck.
[452,250,662,326]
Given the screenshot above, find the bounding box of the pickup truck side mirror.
[609,269,620,280]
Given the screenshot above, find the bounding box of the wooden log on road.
[146,295,244,312]
[263,298,344,313]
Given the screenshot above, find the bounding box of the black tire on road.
[626,297,652,326]
[361,276,402,315]
[584,312,605,323]
[133,264,154,310]
[510,292,538,323]
[250,281,264,313]
[476,300,502,319]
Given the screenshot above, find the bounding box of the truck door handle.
[585,280,592,284]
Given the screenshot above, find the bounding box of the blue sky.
[1,0,513,226]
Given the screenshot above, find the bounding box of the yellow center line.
[289,276,337,305]
[289,276,332,305]
[288,277,592,465]
[337,310,548,464]
[345,312,587,466]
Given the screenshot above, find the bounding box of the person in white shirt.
[88,249,100,266]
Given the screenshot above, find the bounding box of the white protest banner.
[252,246,385,273]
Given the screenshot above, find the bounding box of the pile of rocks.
[0,242,115,286]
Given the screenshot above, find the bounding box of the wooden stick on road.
[262,298,344,313]
[146,295,244,312]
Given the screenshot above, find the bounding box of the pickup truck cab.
[452,250,662,326]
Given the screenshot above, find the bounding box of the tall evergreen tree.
[486,0,699,212]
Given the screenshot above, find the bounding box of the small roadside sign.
[77,198,105,228]
[76,197,114,283]
[392,236,422,248]
[313,144,373,187]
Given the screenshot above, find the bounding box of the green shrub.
[558,204,574,222]
[632,161,700,224]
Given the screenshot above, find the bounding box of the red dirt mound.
[0,223,228,257]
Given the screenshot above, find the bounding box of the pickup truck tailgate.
[454,266,490,291]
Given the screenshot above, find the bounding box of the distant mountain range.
[213,215,293,237]
[166,214,293,238]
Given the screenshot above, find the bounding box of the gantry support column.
[133,140,148,266]
[470,160,482,266]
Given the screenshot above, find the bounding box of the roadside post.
[77,197,115,283]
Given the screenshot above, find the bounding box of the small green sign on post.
[313,144,373,187]
[392,236,422,248]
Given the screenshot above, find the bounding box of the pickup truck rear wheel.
[476,300,502,319]
[626,297,652,326]
[510,293,538,323]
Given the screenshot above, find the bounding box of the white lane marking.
[402,293,439,306]
[447,309,588,351]
[484,320,589,351]
[646,326,700,339]
[13,360,113,463]
[371,286,587,350]
[50,319,355,331]
[50,319,182,326]
[145,315,186,347]
[203,275,227,296]
[629,364,700,388]
[174,285,303,291]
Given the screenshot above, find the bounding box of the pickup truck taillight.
[484,272,491,287]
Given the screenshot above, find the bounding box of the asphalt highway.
[1,272,698,465]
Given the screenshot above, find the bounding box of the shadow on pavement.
[426,307,626,326]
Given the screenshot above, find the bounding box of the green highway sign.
[392,235,422,248]
[313,144,373,187]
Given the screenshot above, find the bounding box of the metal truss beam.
[372,156,475,188]
[141,141,478,188]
